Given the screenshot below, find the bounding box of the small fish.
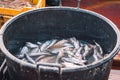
[16,54,24,59]
[56,49,65,63]
[20,46,29,55]
[64,50,74,59]
[63,43,74,48]
[40,40,52,51]
[82,44,93,60]
[37,42,42,52]
[48,47,73,55]
[69,37,80,49]
[79,41,84,47]
[65,50,74,56]
[40,39,57,51]
[93,52,99,61]
[46,39,57,49]
[36,55,57,64]
[71,57,87,65]
[94,41,103,55]
[29,52,52,57]
[35,55,46,62]
[21,58,27,61]
[62,47,73,51]
[93,46,103,62]
[61,62,80,68]
[29,47,40,53]
[26,42,38,48]
[17,38,104,67]
[93,46,103,59]
[72,48,77,53]
[47,48,61,55]
[37,41,42,45]
[24,54,35,64]
[75,46,84,60]
[50,39,68,48]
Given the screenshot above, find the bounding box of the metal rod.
[59,0,62,6]
[77,0,81,8]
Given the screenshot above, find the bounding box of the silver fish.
[20,46,29,55]
[26,42,38,48]
[56,49,65,63]
[94,41,103,55]
[62,47,73,51]
[61,62,80,68]
[50,39,68,48]
[63,43,74,48]
[36,55,57,64]
[93,52,99,61]
[93,46,103,59]
[69,37,80,49]
[48,47,73,55]
[40,39,57,52]
[29,47,40,53]
[35,55,46,62]
[65,50,74,56]
[29,52,52,57]
[37,42,42,52]
[16,54,25,59]
[47,47,62,55]
[65,50,79,58]
[40,40,51,51]
[21,58,27,61]
[82,44,93,60]
[79,42,84,47]
[65,51,74,59]
[72,48,77,53]
[71,57,87,64]
[75,46,84,60]
[37,41,42,45]
[24,54,35,64]
[46,39,57,49]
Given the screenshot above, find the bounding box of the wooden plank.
[109,70,120,80]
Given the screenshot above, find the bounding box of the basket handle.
[36,63,62,80]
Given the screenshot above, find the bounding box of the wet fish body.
[75,47,84,60]
[50,39,68,48]
[29,47,40,53]
[20,46,29,55]
[56,49,65,63]
[82,44,93,60]
[40,39,57,52]
[29,52,52,57]
[69,37,80,49]
[24,54,35,64]
[94,41,103,55]
[26,42,38,48]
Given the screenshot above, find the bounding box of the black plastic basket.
[0,0,120,80]
[0,59,9,80]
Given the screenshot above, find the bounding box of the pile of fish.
[0,0,33,9]
[16,37,104,68]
